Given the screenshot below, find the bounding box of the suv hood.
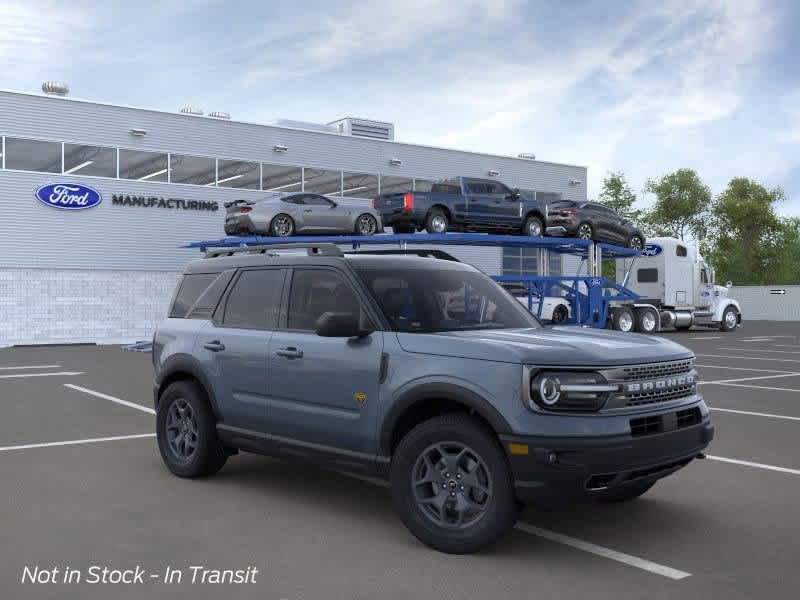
[396,326,693,366]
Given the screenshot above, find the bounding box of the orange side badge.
[355,392,367,405]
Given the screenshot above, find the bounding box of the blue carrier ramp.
[186,233,640,328]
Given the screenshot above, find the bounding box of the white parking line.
[0,371,84,379]
[696,354,800,363]
[708,382,800,393]
[707,455,800,476]
[710,407,800,422]
[64,384,155,415]
[695,364,796,374]
[0,433,155,453]
[338,472,691,580]
[717,347,800,355]
[689,336,721,340]
[701,373,800,385]
[0,364,61,370]
[513,523,691,580]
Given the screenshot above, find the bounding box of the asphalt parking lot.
[2,322,800,599]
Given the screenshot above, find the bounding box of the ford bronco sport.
[153,243,713,554]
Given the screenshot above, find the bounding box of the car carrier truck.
[610,236,741,333]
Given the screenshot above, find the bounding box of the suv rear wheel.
[156,381,227,478]
[390,414,518,554]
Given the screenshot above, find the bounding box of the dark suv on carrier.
[153,243,713,554]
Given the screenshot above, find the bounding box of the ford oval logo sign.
[642,244,663,257]
[35,183,103,210]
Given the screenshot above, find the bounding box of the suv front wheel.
[390,414,518,554]
[156,381,227,478]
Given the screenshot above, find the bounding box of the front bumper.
[500,417,714,505]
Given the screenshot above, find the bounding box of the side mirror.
[507,188,521,200]
[329,201,338,208]
[315,312,372,338]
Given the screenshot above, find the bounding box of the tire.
[634,307,658,334]
[551,304,568,324]
[355,213,379,236]
[522,215,544,237]
[576,222,593,240]
[593,481,654,503]
[393,224,416,234]
[425,208,449,234]
[270,214,295,237]
[720,306,739,332]
[628,234,644,251]
[612,306,635,332]
[156,381,227,478]
[390,414,518,554]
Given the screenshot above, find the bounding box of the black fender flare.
[378,382,513,456]
[156,354,220,418]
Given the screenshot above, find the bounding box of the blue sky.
[3,0,800,214]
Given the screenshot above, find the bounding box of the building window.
[304,167,342,196]
[502,248,538,276]
[262,163,302,193]
[63,143,117,177]
[119,149,168,182]
[217,159,260,189]
[4,137,61,173]
[170,154,216,186]
[342,171,379,199]
[380,175,413,195]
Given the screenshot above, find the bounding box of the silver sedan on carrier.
[224,192,383,237]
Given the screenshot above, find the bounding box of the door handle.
[203,341,226,352]
[304,209,312,213]
[275,347,303,359]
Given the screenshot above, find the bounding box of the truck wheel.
[551,305,568,324]
[720,306,739,332]
[390,414,518,554]
[593,481,654,503]
[156,381,227,478]
[425,209,449,234]
[523,215,544,237]
[612,307,634,332]
[634,308,658,334]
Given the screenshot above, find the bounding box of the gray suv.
[153,244,713,554]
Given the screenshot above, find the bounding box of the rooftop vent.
[329,117,395,141]
[180,105,204,116]
[208,111,231,120]
[42,81,69,96]
[518,153,536,160]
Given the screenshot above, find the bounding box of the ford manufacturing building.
[0,85,588,346]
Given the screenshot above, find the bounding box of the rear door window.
[221,269,285,329]
[170,273,218,318]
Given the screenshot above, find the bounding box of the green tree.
[598,171,640,220]
[642,169,711,241]
[706,178,786,285]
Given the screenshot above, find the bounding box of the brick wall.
[0,269,180,346]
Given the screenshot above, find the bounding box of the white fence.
[728,285,800,321]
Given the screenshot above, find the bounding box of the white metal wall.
[728,286,800,321]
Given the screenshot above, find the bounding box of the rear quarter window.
[430,184,461,194]
[637,268,659,283]
[169,273,219,318]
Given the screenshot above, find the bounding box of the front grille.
[630,415,663,437]
[676,407,702,428]
[620,359,693,381]
[626,384,696,407]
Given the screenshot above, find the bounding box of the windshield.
[355,267,541,333]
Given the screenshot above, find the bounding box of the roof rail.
[345,249,460,262]
[204,243,343,259]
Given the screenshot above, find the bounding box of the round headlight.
[538,376,561,405]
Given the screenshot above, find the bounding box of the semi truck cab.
[614,236,741,332]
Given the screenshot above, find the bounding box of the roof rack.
[204,242,342,259]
